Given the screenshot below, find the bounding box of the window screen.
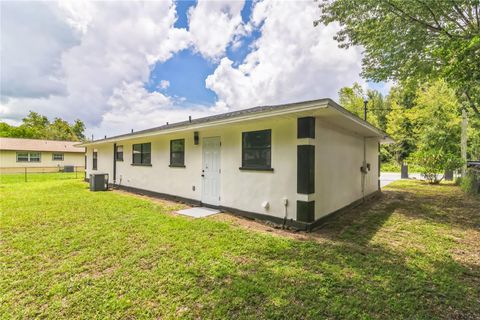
[116,145,124,161]
[52,153,64,161]
[170,139,185,167]
[242,129,271,169]
[93,150,98,170]
[16,152,41,162]
[132,143,151,165]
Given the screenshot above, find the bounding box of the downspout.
[113,143,117,187]
[378,142,381,191]
[361,137,367,201]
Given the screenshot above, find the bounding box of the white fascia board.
[79,100,330,147]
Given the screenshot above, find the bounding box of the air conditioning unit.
[64,165,74,172]
[89,173,109,191]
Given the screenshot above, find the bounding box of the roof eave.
[78,99,332,147]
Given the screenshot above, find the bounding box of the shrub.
[461,169,480,195]
[411,149,463,184]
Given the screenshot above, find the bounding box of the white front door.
[202,137,221,206]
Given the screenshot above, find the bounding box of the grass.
[0,172,81,184]
[1,177,479,319]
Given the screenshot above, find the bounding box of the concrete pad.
[176,207,220,218]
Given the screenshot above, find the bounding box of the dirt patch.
[112,189,189,212]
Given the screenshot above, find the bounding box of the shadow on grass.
[195,233,479,319]
[312,192,400,246]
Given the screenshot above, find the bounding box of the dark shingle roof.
[92,98,331,143]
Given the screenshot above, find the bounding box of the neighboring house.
[0,137,85,173]
[80,99,392,230]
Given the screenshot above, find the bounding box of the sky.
[0,0,387,138]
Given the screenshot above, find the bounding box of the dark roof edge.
[326,99,392,140]
[80,98,330,145]
[80,98,392,146]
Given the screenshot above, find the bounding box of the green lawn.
[0,172,81,184]
[1,177,479,319]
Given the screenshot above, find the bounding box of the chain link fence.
[0,166,85,183]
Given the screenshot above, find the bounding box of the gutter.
[78,100,331,147]
[79,98,394,147]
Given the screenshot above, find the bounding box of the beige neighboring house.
[0,137,85,173]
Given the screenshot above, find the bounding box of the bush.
[461,169,480,195]
[411,149,463,184]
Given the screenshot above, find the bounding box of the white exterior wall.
[85,115,380,223]
[86,117,297,220]
[312,119,379,219]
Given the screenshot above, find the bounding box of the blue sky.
[1,0,382,136]
[146,0,261,106]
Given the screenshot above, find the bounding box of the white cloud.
[0,1,79,99]
[188,0,245,60]
[206,0,364,110]
[1,0,367,138]
[0,1,191,136]
[158,80,170,90]
[101,81,212,136]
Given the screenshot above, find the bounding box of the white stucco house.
[80,99,391,230]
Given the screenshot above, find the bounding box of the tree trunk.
[461,108,468,177]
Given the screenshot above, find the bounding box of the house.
[0,137,86,173]
[80,99,391,230]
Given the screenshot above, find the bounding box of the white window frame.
[52,153,64,161]
[16,152,41,163]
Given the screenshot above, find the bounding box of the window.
[116,145,124,161]
[16,152,41,162]
[17,152,29,162]
[93,149,98,170]
[170,139,185,167]
[241,129,272,170]
[132,143,151,165]
[52,153,64,161]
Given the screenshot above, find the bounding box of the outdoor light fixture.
[194,131,199,145]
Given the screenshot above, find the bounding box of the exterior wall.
[85,115,380,224]
[312,119,379,219]
[0,150,85,168]
[86,117,297,220]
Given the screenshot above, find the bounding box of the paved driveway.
[380,172,423,188]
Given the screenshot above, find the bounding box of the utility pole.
[461,107,468,177]
[363,100,368,121]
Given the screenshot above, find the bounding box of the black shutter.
[297,117,315,139]
[297,145,315,194]
[297,200,315,222]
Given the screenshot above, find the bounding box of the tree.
[21,111,50,138]
[72,120,86,141]
[338,82,388,130]
[385,84,418,163]
[0,112,86,141]
[409,80,464,183]
[316,0,480,117]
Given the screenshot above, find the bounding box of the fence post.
[25,167,27,182]
[75,166,78,179]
